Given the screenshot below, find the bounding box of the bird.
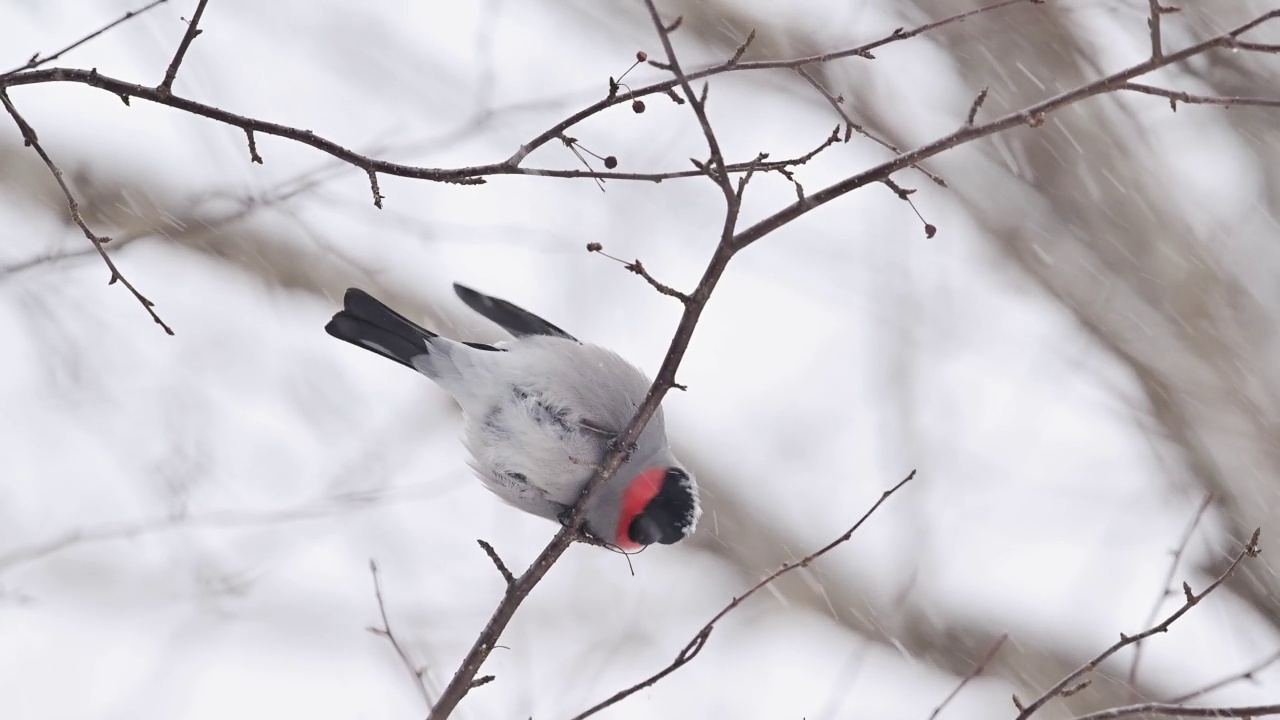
[324,283,700,549]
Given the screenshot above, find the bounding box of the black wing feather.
[453,283,577,341]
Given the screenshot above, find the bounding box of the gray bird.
[324,284,700,548]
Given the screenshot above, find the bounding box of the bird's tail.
[325,288,437,369]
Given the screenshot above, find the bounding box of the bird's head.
[583,446,700,550]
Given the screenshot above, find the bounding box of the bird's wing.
[453,283,578,341]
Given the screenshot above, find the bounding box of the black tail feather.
[325,289,438,369]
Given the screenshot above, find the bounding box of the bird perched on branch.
[325,283,700,549]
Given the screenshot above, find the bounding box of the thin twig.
[642,0,732,198]
[0,88,173,334]
[367,560,433,707]
[1,0,169,77]
[1148,0,1165,59]
[1,0,1043,186]
[1070,702,1280,720]
[587,244,690,303]
[1165,648,1280,704]
[927,633,1008,720]
[727,10,1280,253]
[158,0,210,94]
[1120,82,1280,110]
[1127,493,1213,686]
[795,65,947,187]
[476,540,515,587]
[1013,529,1262,720]
[569,471,916,720]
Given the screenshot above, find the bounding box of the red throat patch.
[616,467,666,548]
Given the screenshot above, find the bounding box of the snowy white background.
[3,0,1280,719]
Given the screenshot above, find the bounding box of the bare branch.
[1120,82,1280,110]
[729,9,1280,253]
[367,560,433,707]
[476,540,515,587]
[1127,493,1213,686]
[244,127,262,163]
[158,0,211,94]
[1165,648,1280,704]
[1,0,169,77]
[1013,529,1262,720]
[0,88,173,334]
[795,65,947,187]
[928,633,1008,720]
[569,471,916,720]
[641,0,732,199]
[1070,702,1280,720]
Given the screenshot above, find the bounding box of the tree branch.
[728,9,1280,253]
[1071,702,1280,720]
[0,88,174,334]
[366,560,433,707]
[568,471,915,720]
[1013,529,1262,720]
[928,633,1008,720]
[1,0,169,78]
[158,0,210,94]
[1127,492,1213,686]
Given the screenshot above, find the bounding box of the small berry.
[586,242,603,252]
[636,51,648,62]
[632,100,646,113]
[604,156,618,169]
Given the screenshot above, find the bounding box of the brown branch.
[425,6,756,715]
[568,471,915,720]
[1127,492,1213,686]
[1,0,169,77]
[1165,648,1280,704]
[1070,702,1280,720]
[1148,0,1166,59]
[795,65,947,187]
[0,0,1038,187]
[476,540,515,587]
[587,244,690,303]
[927,633,1008,720]
[1013,529,1262,720]
[158,0,210,94]
[641,0,732,198]
[367,560,433,707]
[0,88,174,334]
[728,9,1280,253]
[1120,82,1280,110]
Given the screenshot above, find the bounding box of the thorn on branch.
[1182,581,1194,603]
[647,58,672,71]
[664,15,683,33]
[477,539,516,588]
[367,169,384,209]
[468,675,495,691]
[245,128,263,164]
[666,88,685,105]
[1061,679,1091,697]
[119,94,131,106]
[965,86,989,126]
[698,81,709,107]
[1013,695,1026,712]
[729,29,756,66]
